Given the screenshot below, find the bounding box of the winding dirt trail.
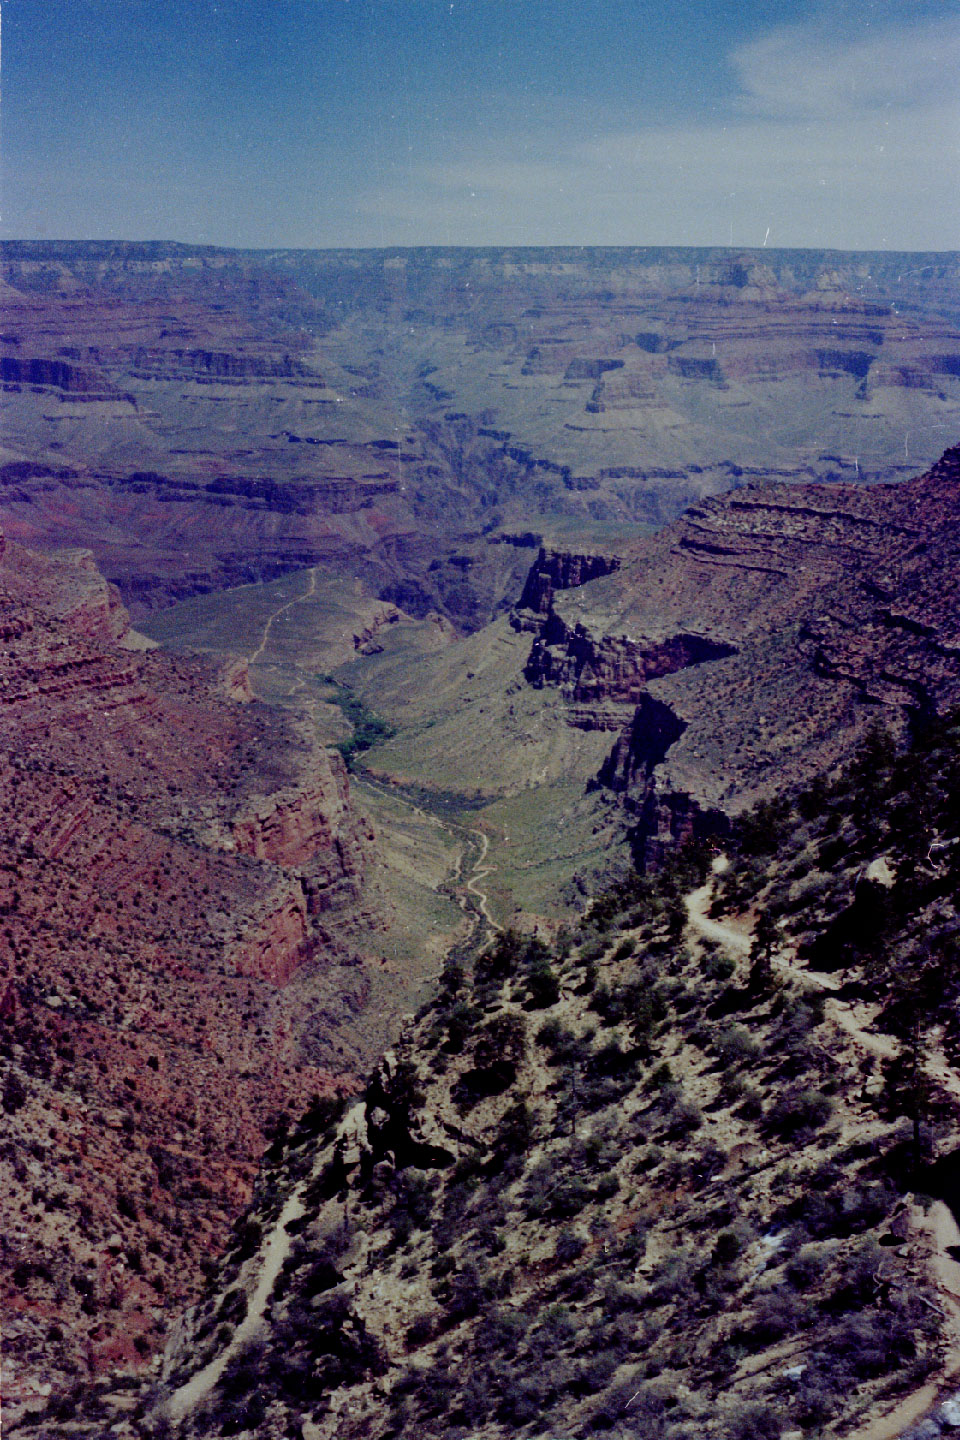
[465,829,502,938]
[687,867,960,1105]
[164,1181,309,1424]
[684,876,752,955]
[248,566,317,666]
[686,866,900,1065]
[852,1200,960,1440]
[355,774,501,951]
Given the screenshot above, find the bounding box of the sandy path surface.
[851,1202,960,1440]
[684,879,752,954]
[465,829,502,937]
[164,1183,308,1424]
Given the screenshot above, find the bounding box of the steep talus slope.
[77,712,960,1440]
[0,534,381,1416]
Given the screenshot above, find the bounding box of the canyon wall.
[2,242,959,632]
[516,447,960,865]
[0,534,376,1414]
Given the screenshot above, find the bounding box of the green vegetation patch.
[321,678,398,770]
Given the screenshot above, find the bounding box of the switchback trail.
[465,829,502,939]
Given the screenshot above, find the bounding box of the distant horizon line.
[2,237,959,259]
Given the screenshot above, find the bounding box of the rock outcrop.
[510,547,621,631]
[523,447,960,864]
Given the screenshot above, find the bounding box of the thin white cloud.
[354,15,960,248]
[732,15,960,119]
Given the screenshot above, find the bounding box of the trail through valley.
[248,567,318,667]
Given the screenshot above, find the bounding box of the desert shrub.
[765,1087,832,1137]
[737,797,792,859]
[590,981,616,1023]
[437,1262,486,1323]
[295,1092,346,1139]
[539,1021,593,1068]
[831,1309,917,1377]
[836,1180,898,1234]
[2,1070,27,1114]
[786,1241,832,1291]
[555,1227,586,1264]
[455,1371,496,1426]
[474,928,525,989]
[454,1012,527,1106]
[569,1350,620,1396]
[589,1040,632,1078]
[496,1375,548,1425]
[783,1178,895,1243]
[296,1251,342,1298]
[474,1305,528,1358]
[666,1099,702,1138]
[389,1168,436,1238]
[405,1312,436,1348]
[744,1287,802,1344]
[701,949,736,982]
[596,1171,620,1201]
[591,978,665,1046]
[790,1368,841,1428]
[579,936,607,964]
[523,1161,593,1220]
[522,941,561,1008]
[725,1400,783,1440]
[231,1219,262,1262]
[714,1024,759,1068]
[647,1250,694,1305]
[711,1229,742,1267]
[820,1237,883,1313]
[528,1303,577,1358]
[536,1016,567,1049]
[441,998,479,1052]
[495,1100,536,1158]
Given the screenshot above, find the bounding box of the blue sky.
[3,0,958,249]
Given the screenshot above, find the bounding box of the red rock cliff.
[0,533,371,1414]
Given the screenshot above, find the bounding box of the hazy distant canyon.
[2,241,960,629]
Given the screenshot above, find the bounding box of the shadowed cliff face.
[0,535,379,1404]
[1,242,959,631]
[511,547,622,630]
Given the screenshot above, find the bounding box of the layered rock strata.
[0,535,372,1415]
[2,242,959,632]
[522,447,960,863]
